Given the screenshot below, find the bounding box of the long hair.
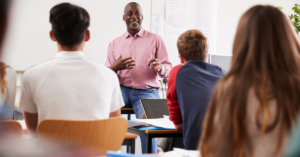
[200,5,300,157]
[0,62,7,99]
[0,0,10,51]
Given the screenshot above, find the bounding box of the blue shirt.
[176,60,226,150]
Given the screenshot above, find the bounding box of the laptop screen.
[210,54,232,71]
[140,99,169,119]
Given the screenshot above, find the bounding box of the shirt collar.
[124,27,145,38]
[55,51,86,58]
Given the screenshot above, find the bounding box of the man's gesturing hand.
[111,54,135,73]
[149,58,162,72]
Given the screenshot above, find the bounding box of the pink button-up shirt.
[105,28,172,89]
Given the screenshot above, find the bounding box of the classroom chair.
[37,117,127,156]
[0,120,22,138]
[121,107,135,120]
[122,132,138,154]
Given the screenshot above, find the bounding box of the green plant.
[288,4,300,34]
[278,4,300,34]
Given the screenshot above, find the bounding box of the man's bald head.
[124,2,142,14]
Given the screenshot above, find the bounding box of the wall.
[217,0,299,55]
[2,0,151,71]
[153,0,299,56]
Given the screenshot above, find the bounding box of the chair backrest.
[0,120,22,138]
[37,117,127,156]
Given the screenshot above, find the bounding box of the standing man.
[105,2,172,154]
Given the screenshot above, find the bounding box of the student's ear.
[49,30,56,41]
[179,54,186,64]
[84,30,90,42]
[205,53,209,62]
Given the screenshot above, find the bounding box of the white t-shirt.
[19,51,124,123]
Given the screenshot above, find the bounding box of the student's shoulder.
[170,64,183,76]
[85,58,117,77]
[209,63,227,76]
[5,65,15,74]
[23,58,58,78]
[168,64,183,82]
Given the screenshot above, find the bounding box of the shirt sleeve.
[105,42,116,68]
[109,73,125,112]
[156,36,172,78]
[19,72,37,113]
[166,65,183,125]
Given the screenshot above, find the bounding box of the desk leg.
[146,134,152,153]
[128,114,131,120]
[131,139,135,154]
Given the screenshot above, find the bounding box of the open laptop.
[210,54,232,71]
[140,99,169,119]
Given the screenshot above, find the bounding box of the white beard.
[129,23,139,29]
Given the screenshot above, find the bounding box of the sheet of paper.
[165,148,200,157]
[127,120,152,128]
[134,118,175,129]
[194,0,218,56]
[165,0,191,66]
[151,12,164,38]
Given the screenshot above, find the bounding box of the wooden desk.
[127,127,183,153]
[121,107,135,120]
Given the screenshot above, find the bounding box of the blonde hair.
[0,62,7,99]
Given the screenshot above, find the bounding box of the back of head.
[49,3,90,48]
[0,0,10,51]
[200,5,300,157]
[177,30,208,61]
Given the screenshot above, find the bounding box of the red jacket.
[166,64,183,125]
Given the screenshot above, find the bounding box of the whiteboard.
[2,0,151,71]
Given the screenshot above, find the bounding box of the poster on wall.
[151,12,164,38]
[165,0,191,66]
[194,0,218,56]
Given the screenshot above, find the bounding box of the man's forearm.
[158,64,171,78]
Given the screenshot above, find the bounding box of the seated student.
[19,3,124,136]
[199,5,300,157]
[0,1,16,120]
[0,62,16,120]
[166,30,226,150]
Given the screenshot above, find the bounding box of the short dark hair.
[124,2,142,12]
[49,3,90,48]
[177,30,208,61]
